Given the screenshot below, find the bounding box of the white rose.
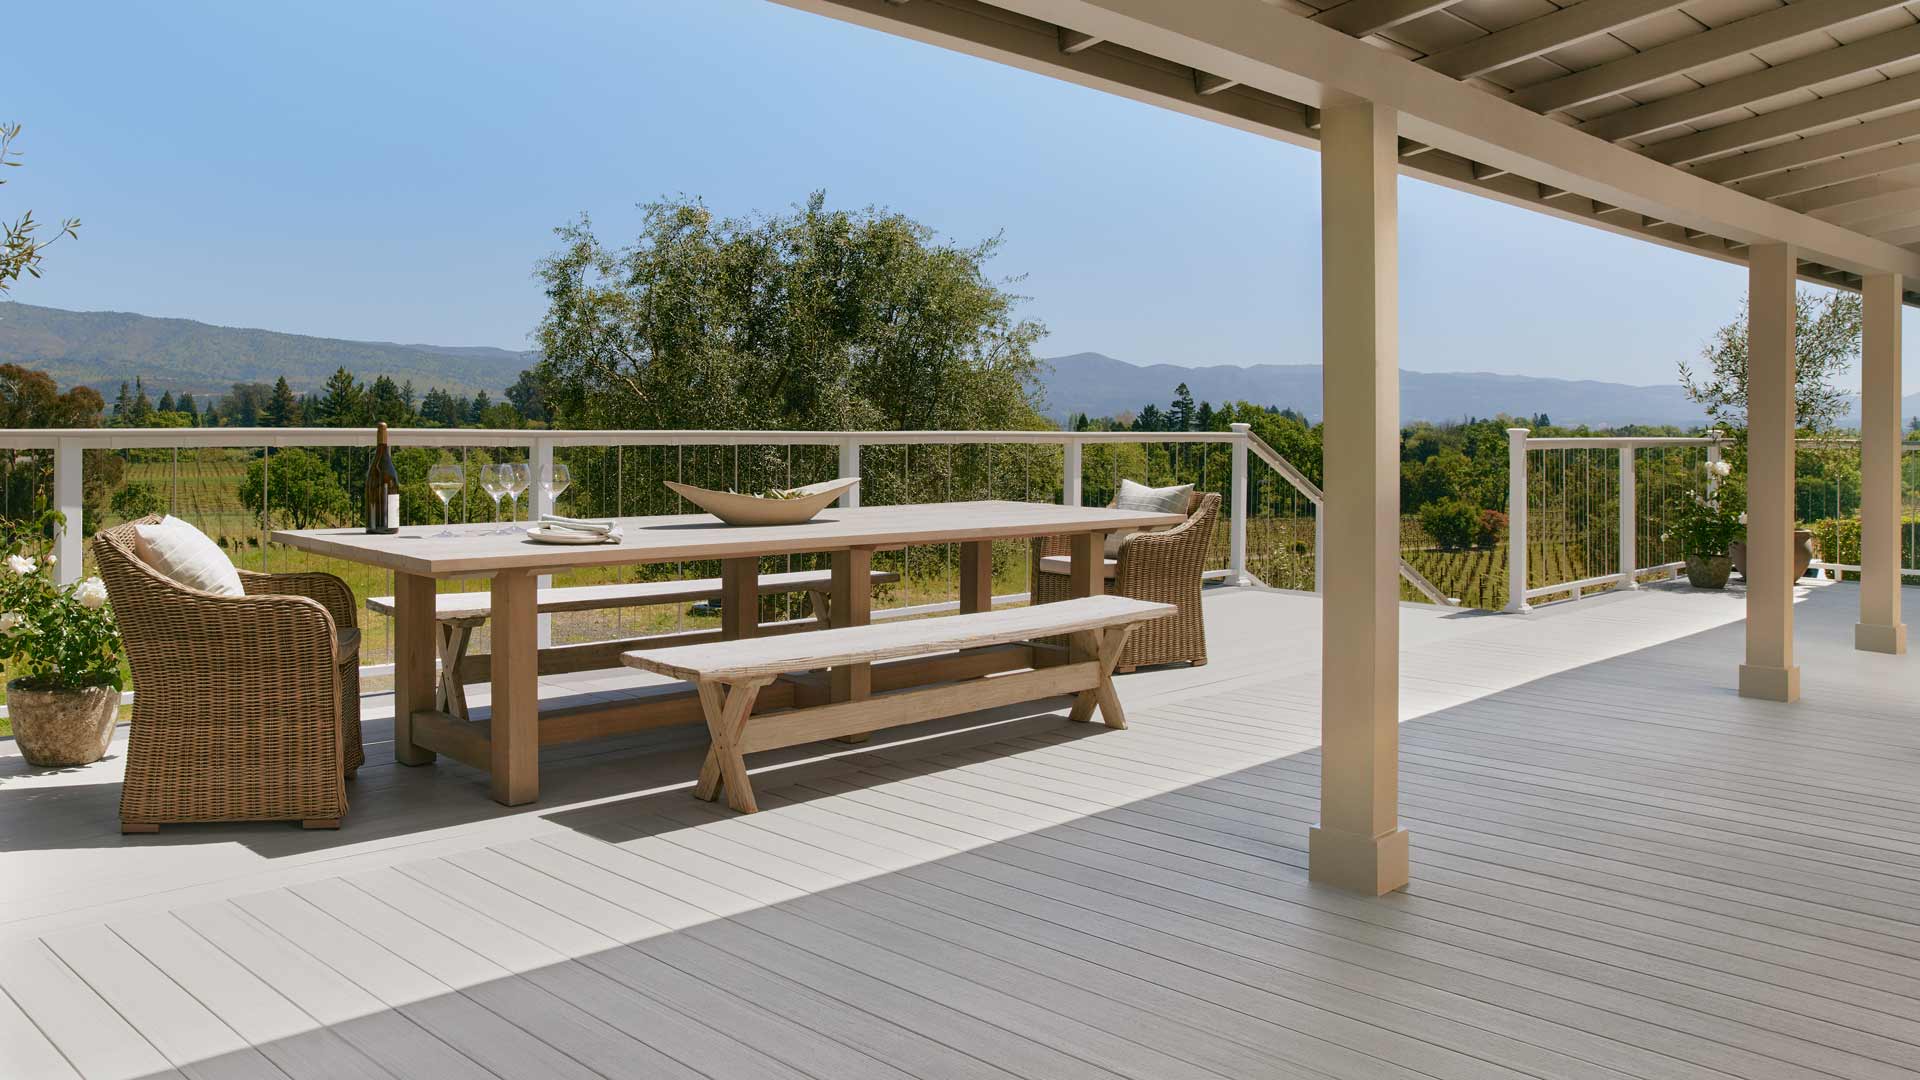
[0,612,20,633]
[46,553,56,566]
[1738,513,1748,525]
[1710,460,1732,478]
[7,554,36,575]
[75,577,108,610]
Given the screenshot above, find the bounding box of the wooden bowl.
[663,477,860,526]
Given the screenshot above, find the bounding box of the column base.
[1308,825,1409,895]
[1738,663,1801,702]
[1855,622,1908,655]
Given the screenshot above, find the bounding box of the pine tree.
[368,374,407,424]
[1195,400,1215,432]
[178,393,199,423]
[399,379,417,414]
[1169,383,1196,432]
[317,367,364,426]
[468,391,491,424]
[264,376,299,427]
[131,377,153,425]
[111,381,131,425]
[157,390,176,413]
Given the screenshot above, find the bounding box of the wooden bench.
[368,568,898,718]
[622,594,1174,813]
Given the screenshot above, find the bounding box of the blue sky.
[9,0,1904,392]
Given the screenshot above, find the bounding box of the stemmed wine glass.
[427,462,464,537]
[500,463,531,533]
[541,463,572,519]
[479,464,508,532]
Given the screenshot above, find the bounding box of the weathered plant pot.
[7,680,119,767]
[1684,554,1733,590]
[1730,530,1815,581]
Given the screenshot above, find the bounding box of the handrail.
[1397,559,1458,606]
[0,426,1252,450]
[1245,430,1323,504]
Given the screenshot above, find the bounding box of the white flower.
[46,553,56,566]
[1710,460,1732,478]
[7,554,36,575]
[74,577,108,610]
[0,612,21,633]
[1738,513,1748,525]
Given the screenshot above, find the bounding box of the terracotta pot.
[7,680,119,767]
[1684,554,1732,590]
[1729,530,1815,581]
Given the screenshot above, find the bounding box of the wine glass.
[541,463,572,520]
[500,463,531,533]
[479,464,508,532]
[427,462,463,537]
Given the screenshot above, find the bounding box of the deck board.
[4,583,1920,1079]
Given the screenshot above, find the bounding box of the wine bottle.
[365,421,402,534]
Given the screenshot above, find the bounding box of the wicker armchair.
[1031,491,1219,672]
[95,517,362,832]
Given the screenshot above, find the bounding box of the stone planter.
[1684,554,1732,590]
[1730,529,1815,581]
[7,680,119,767]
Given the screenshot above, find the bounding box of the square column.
[1739,243,1800,702]
[1310,98,1409,895]
[1857,272,1906,654]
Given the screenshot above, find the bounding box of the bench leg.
[1067,625,1134,728]
[694,677,770,814]
[437,620,477,720]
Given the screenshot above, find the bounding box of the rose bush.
[0,510,123,692]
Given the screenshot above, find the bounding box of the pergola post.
[1739,243,1800,702]
[1857,272,1906,654]
[1309,98,1409,896]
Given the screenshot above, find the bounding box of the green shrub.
[1807,515,1920,579]
[1420,499,1481,551]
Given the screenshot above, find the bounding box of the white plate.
[525,526,621,545]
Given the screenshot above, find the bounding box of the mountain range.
[0,302,532,399]
[3,302,1906,428]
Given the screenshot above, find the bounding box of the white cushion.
[1037,555,1119,579]
[133,516,245,596]
[1107,479,1193,557]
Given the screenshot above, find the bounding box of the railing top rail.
[1521,435,1719,449]
[1244,431,1324,504]
[0,426,1251,451]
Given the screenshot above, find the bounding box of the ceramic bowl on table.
[663,477,860,526]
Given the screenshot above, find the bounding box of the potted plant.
[1671,479,1743,590]
[0,512,124,766]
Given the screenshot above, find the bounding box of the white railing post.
[1229,422,1250,586]
[838,438,860,507]
[1505,427,1531,613]
[1617,445,1638,591]
[1062,438,1082,507]
[53,437,83,585]
[531,436,554,648]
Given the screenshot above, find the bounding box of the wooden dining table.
[274,499,1187,805]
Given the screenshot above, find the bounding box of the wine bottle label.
[387,493,401,527]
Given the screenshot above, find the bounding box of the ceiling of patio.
[781,0,1920,301]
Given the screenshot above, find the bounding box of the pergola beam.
[1807,185,1920,229]
[1418,0,1689,81]
[1690,108,1920,185]
[1058,27,1101,52]
[1578,24,1920,144]
[1193,70,1238,95]
[1645,77,1920,167]
[1511,0,1911,115]
[1311,0,1462,39]
[1733,140,1920,201]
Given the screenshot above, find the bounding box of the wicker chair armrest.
[1032,534,1075,559]
[1115,494,1219,569]
[241,570,358,630]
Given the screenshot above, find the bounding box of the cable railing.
[0,424,1328,687]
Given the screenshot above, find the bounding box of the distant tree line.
[100,367,549,430]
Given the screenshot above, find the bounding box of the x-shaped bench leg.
[436,619,479,720]
[694,676,773,813]
[1067,625,1135,728]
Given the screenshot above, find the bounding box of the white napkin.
[539,513,617,535]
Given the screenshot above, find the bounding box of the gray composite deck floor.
[2,582,1917,1080]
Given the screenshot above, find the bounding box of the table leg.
[1069,530,1107,599]
[490,570,540,805]
[831,547,873,742]
[721,557,758,640]
[392,572,437,766]
[959,540,993,614]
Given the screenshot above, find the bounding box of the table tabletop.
[271,499,1186,578]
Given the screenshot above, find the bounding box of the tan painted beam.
[1578,24,1920,143]
[1058,27,1101,52]
[1511,0,1909,115]
[771,0,1920,277]
[1807,185,1920,228]
[1418,0,1689,81]
[1645,74,1920,166]
[1311,0,1462,38]
[1734,141,1920,201]
[1690,108,1920,184]
[1193,70,1238,95]
[1773,173,1920,215]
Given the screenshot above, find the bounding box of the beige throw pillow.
[133,515,246,596]
[1107,479,1193,558]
